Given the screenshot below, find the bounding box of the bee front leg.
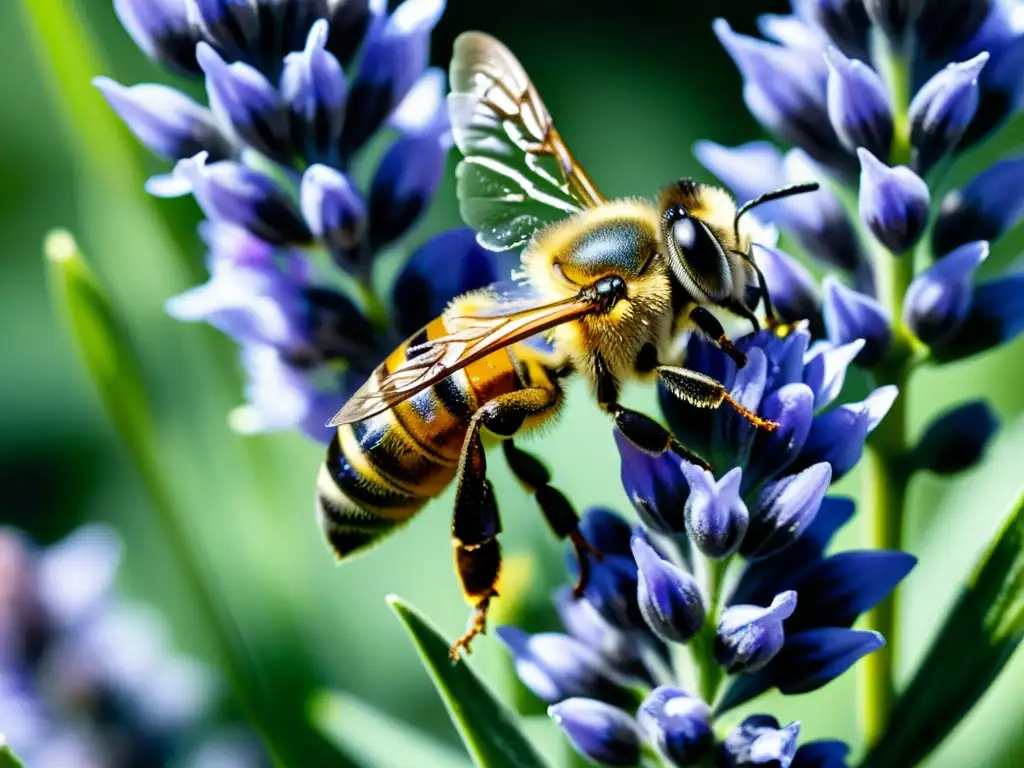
[594,354,712,471]
[503,440,601,598]
[689,306,748,367]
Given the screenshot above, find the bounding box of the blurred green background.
[4,0,1024,765]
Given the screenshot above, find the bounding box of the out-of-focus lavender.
[0,526,266,768]
[98,0,504,443]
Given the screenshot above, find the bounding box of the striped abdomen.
[316,316,523,560]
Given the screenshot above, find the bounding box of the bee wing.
[449,32,606,252]
[326,295,594,426]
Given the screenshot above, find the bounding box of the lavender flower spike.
[909,53,989,175]
[856,148,930,254]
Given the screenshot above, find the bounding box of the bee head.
[658,179,751,308]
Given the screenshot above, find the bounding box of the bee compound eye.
[673,217,698,251]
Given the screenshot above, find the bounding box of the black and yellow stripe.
[316,315,525,560]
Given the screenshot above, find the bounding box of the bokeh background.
[3,0,1024,765]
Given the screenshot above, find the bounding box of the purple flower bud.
[637,687,713,767]
[904,241,988,344]
[800,0,872,60]
[300,164,366,274]
[960,33,1024,148]
[857,149,930,254]
[753,244,820,325]
[154,153,312,245]
[909,53,988,175]
[821,277,891,366]
[37,525,123,629]
[913,400,999,475]
[792,740,851,768]
[720,715,801,768]
[716,591,797,674]
[773,628,884,694]
[299,287,377,365]
[189,0,262,68]
[802,339,865,410]
[553,587,652,685]
[579,509,634,558]
[863,0,911,44]
[190,0,312,74]
[281,20,348,166]
[324,0,375,67]
[582,554,643,632]
[196,43,290,164]
[824,47,892,157]
[549,698,642,767]
[680,465,749,559]
[914,0,992,69]
[694,140,786,209]
[496,628,625,705]
[368,129,448,249]
[340,0,446,156]
[747,383,816,486]
[745,463,831,560]
[391,228,500,336]
[932,273,1024,362]
[615,430,689,534]
[713,20,850,173]
[631,534,705,643]
[93,79,233,164]
[932,157,1024,256]
[113,0,206,74]
[798,387,898,478]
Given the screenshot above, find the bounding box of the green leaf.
[862,490,1024,768]
[310,690,471,768]
[0,736,26,768]
[387,595,552,768]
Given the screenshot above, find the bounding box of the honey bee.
[316,32,818,659]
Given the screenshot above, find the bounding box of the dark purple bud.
[582,554,643,632]
[713,349,768,470]
[822,277,891,366]
[904,241,988,344]
[863,0,912,45]
[745,463,830,560]
[549,698,642,767]
[914,0,992,68]
[680,465,748,559]
[615,430,689,535]
[631,534,705,644]
[153,153,312,245]
[637,687,713,767]
[368,130,448,249]
[824,47,892,158]
[798,387,898,478]
[773,628,884,694]
[792,740,851,768]
[932,157,1024,256]
[720,715,801,768]
[495,628,624,705]
[746,383,816,487]
[913,400,999,475]
[959,32,1024,148]
[340,0,445,156]
[299,287,377,364]
[300,164,366,274]
[802,340,865,410]
[909,53,988,175]
[579,508,634,558]
[713,20,851,174]
[93,78,233,163]
[716,591,797,673]
[800,0,872,60]
[392,228,499,336]
[281,20,348,166]
[553,587,653,685]
[113,0,206,75]
[753,244,820,325]
[324,0,375,67]
[931,273,1024,362]
[196,43,290,164]
[857,149,930,254]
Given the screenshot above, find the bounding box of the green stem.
[358,276,390,332]
[693,557,730,705]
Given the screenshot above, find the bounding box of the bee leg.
[594,353,711,470]
[503,440,602,598]
[449,387,561,660]
[689,306,748,367]
[657,365,779,432]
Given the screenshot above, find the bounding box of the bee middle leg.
[657,365,779,432]
[502,440,601,598]
[689,306,748,367]
[449,386,562,660]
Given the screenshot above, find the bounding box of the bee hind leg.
[503,440,601,598]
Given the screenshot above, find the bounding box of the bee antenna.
[733,182,820,242]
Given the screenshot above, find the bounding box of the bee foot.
[570,531,602,598]
[449,595,493,662]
